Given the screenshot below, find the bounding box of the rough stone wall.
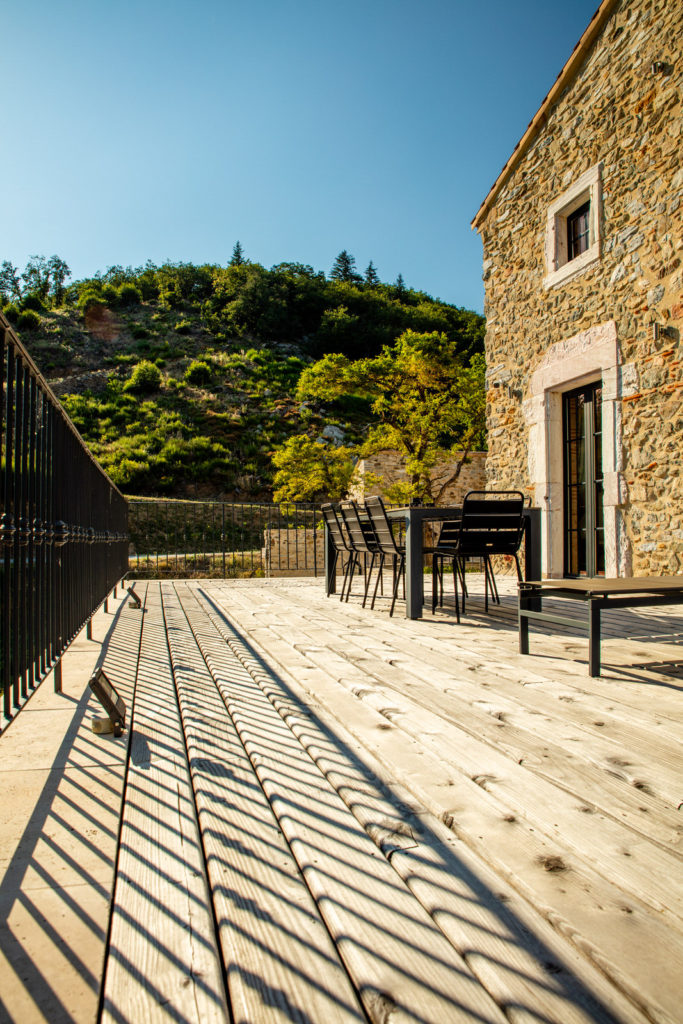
[263,528,325,576]
[49,369,112,397]
[349,450,487,504]
[477,0,683,575]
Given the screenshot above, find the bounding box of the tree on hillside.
[294,330,486,504]
[47,256,72,305]
[271,435,356,502]
[364,260,379,286]
[18,255,71,305]
[330,250,362,284]
[394,272,406,297]
[230,241,246,266]
[0,261,22,302]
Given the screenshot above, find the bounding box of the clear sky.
[3,0,600,314]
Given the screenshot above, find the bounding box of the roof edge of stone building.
[471,0,618,232]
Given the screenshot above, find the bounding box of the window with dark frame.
[567,201,590,261]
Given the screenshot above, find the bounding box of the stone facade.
[473,0,682,577]
[348,450,487,505]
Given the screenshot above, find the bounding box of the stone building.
[472,0,682,578]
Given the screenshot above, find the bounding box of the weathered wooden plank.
[230,636,647,1024]
[101,585,229,1024]
[219,600,683,906]
[163,582,366,1024]
[193,587,512,1024]
[229,583,683,825]
[206,580,683,1024]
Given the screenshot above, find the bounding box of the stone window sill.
[543,244,601,289]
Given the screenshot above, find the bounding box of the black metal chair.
[364,495,406,616]
[433,491,525,616]
[431,518,464,621]
[339,500,380,607]
[321,503,354,600]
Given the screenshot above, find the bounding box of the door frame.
[562,380,604,577]
[524,321,629,578]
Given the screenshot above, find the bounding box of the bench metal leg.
[588,599,601,676]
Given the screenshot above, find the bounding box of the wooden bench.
[519,576,683,676]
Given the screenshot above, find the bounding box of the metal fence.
[128,498,324,578]
[1,313,128,726]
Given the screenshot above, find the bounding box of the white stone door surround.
[523,320,629,577]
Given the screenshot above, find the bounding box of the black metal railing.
[128,498,324,578]
[1,313,128,725]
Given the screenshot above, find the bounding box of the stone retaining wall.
[349,450,487,505]
[263,528,325,576]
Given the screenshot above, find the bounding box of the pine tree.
[364,260,379,286]
[230,241,245,266]
[395,272,406,296]
[330,250,361,283]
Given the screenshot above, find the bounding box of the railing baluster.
[0,313,128,727]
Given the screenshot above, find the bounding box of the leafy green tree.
[296,330,486,504]
[230,241,246,266]
[18,255,71,306]
[0,261,22,302]
[22,256,52,301]
[272,435,356,502]
[47,255,71,305]
[364,261,379,286]
[330,250,362,284]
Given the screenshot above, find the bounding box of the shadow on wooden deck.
[0,576,681,1023]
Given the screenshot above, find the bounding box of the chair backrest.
[321,503,351,552]
[364,496,402,555]
[458,490,525,557]
[435,518,461,548]
[339,500,377,554]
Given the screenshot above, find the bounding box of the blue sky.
[3,0,600,313]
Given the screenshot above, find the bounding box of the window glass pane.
[568,201,590,260]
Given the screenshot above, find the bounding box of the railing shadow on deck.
[157,582,628,1024]
[0,598,139,1022]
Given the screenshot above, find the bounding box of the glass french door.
[563,382,605,577]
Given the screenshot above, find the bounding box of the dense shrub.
[101,283,119,304]
[125,360,162,392]
[131,325,149,339]
[174,319,192,335]
[78,290,106,315]
[184,359,213,385]
[21,293,45,312]
[17,309,41,331]
[3,303,20,324]
[117,283,142,306]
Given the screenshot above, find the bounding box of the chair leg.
[487,557,501,604]
[371,553,385,609]
[432,555,445,613]
[389,554,405,617]
[451,558,460,622]
[327,550,338,596]
[362,552,376,608]
[343,552,359,602]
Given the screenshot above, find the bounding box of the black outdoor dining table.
[324,504,542,620]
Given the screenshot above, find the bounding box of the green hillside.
[2,254,484,500]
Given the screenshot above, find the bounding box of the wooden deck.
[1,574,682,1023]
